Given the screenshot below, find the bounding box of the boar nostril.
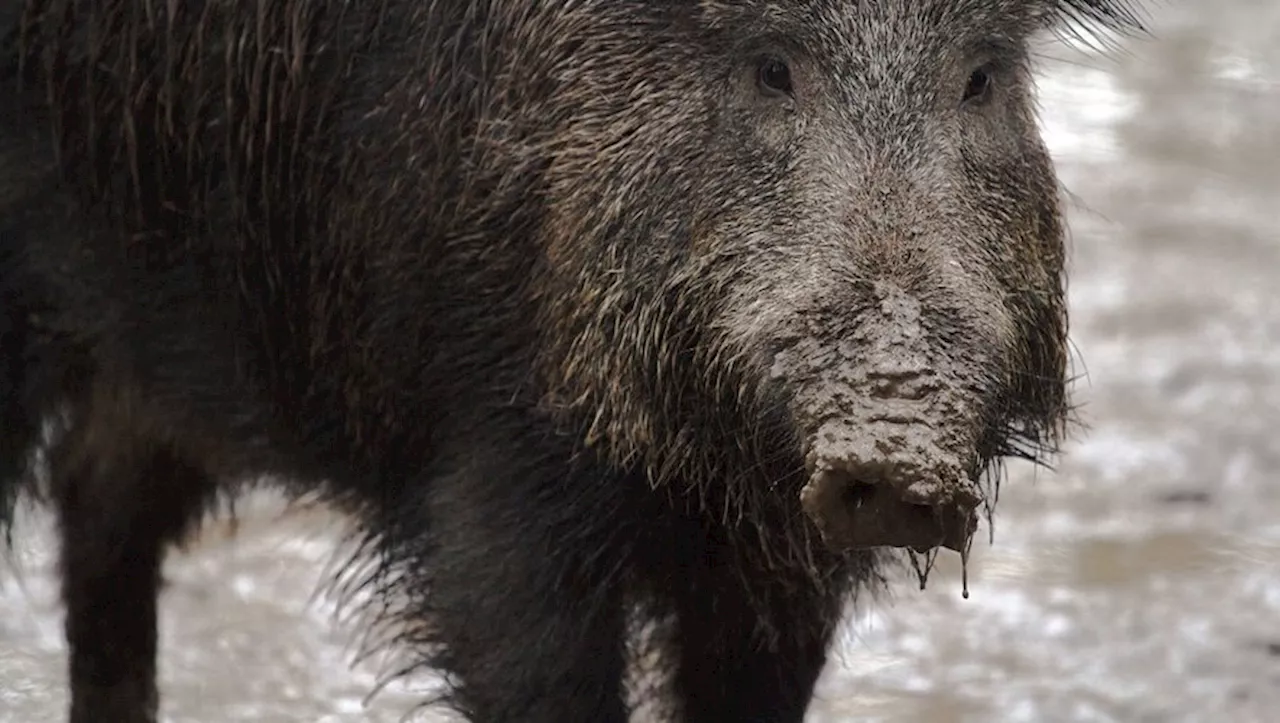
[801,465,981,555]
[842,481,876,509]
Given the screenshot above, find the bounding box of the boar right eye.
[962,66,993,105]
[756,56,794,98]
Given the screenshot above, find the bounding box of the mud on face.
[534,0,1143,557]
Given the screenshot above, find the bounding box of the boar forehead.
[704,0,1037,41]
[699,0,1142,47]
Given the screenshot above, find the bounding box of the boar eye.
[756,56,793,98]
[962,66,992,105]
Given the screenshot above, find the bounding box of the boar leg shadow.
[661,527,846,723]
[51,431,216,723]
[403,425,635,723]
[6,175,261,723]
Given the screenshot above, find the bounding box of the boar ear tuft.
[1042,0,1149,51]
[1052,0,1148,33]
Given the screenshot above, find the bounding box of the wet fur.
[1,2,1143,722]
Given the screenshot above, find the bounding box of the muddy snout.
[800,421,982,554]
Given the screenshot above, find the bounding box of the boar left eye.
[757,56,794,98]
[962,66,993,105]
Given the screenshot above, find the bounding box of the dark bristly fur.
[1,2,1143,722]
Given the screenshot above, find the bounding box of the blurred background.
[3,2,1277,721]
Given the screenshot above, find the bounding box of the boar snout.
[778,286,993,555]
[798,414,983,555]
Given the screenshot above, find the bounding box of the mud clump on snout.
[798,417,982,555]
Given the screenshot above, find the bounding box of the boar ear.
[1036,0,1148,50]
[1041,1,1147,34]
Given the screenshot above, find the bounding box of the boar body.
[0,2,1142,722]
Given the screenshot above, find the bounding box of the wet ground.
[3,2,1279,721]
